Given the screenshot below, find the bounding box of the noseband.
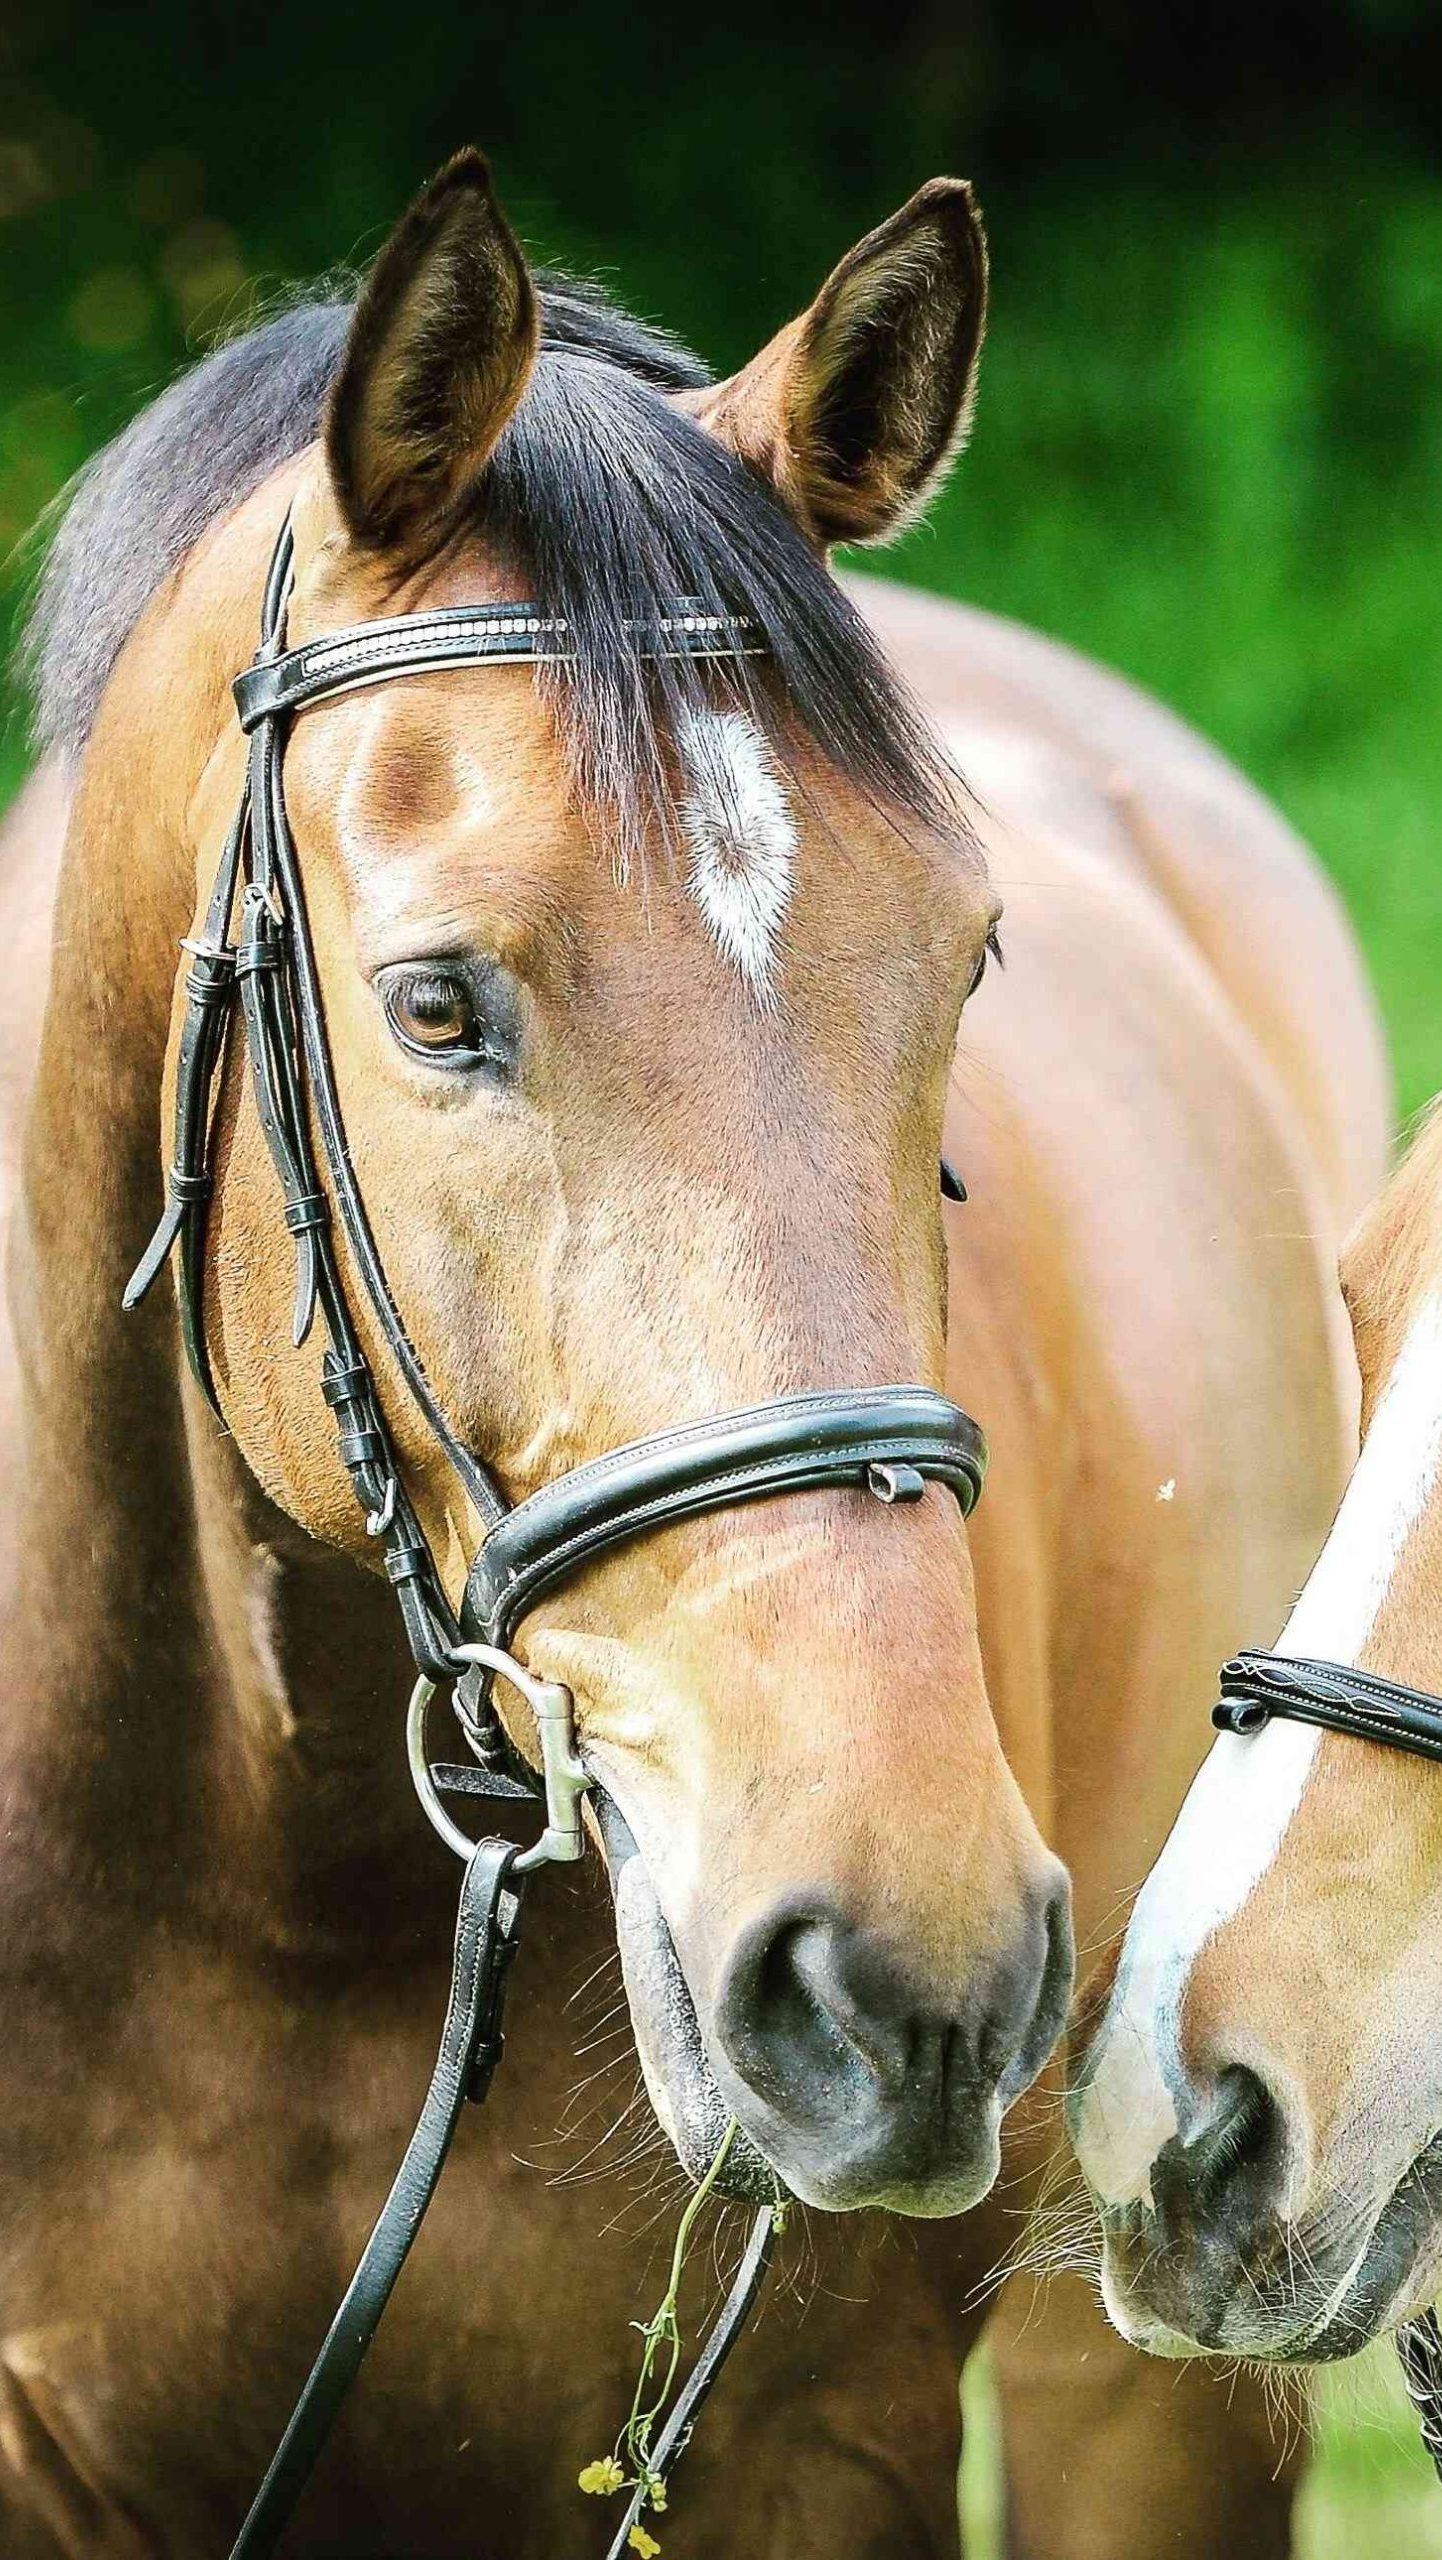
[1212,1652,1442,2474]
[1213,1651,1442,1764]
[127,512,989,2556]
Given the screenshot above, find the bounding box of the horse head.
[154,153,1070,2216]
[1071,1109,1442,2353]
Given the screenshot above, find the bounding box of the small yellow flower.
[578,2456,626,2496]
[628,2529,662,2558]
[647,2478,668,2512]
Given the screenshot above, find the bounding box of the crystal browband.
[233,597,764,731]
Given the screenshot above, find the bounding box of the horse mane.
[1343,1093,1442,1366]
[22,272,967,870]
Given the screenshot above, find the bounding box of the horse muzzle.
[708,1870,1073,2213]
[606,1799,1073,2214]
[1092,2066,1442,2363]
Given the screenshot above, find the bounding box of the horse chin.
[1292,2133,1442,2363]
[597,1793,780,2205]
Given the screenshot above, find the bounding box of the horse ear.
[692,180,987,548]
[326,149,538,551]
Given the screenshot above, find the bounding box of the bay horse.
[0,150,1386,2557]
[1072,1100,1442,2372]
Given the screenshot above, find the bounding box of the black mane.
[25,272,963,865]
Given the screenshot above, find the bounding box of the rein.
[1213,1649,1442,2479]
[127,511,990,2554]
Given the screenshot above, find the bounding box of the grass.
[1,137,1440,2550]
[1303,2353,1442,2558]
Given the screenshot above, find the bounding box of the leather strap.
[223,1833,778,2560]
[131,511,989,1717]
[603,2205,778,2560]
[123,510,987,2548]
[249,566,506,1534]
[1214,1648,1442,2467]
[1211,1648,1442,2477]
[226,1839,523,2559]
[233,599,761,729]
[121,801,246,1413]
[1213,1649,1442,1764]
[463,1386,988,1652]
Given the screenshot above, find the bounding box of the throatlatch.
[127,508,991,2555]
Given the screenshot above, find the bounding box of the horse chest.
[0,1944,643,2549]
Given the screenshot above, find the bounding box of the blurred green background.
[2,2,1440,1116]
[2,2,1441,2543]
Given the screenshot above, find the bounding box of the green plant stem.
[622,2119,738,2473]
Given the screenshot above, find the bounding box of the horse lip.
[591,1780,1015,2217]
[1293,2131,1442,2361]
[591,1782,642,1876]
[592,1780,781,2205]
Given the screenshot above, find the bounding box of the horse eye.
[967,923,1003,1000]
[381,969,485,1065]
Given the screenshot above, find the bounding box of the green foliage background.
[1,5,1441,2540]
[2,4,1440,1112]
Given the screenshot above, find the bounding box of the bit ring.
[407,1642,589,1873]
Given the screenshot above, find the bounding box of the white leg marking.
[1076,1291,1442,2206]
[678,708,795,998]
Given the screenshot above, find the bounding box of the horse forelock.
[21,270,971,888]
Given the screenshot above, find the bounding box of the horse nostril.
[723,1906,912,2117]
[715,1878,1073,2138]
[1184,2064,1285,2211]
[1146,2061,1292,2259]
[708,1883,1076,2207]
[991,1867,1075,2099]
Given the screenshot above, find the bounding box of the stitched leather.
[232,599,761,729]
[463,1386,987,1651]
[128,513,990,1729]
[121,804,246,1413]
[1398,2310,1442,2486]
[1214,1649,1442,1764]
[125,506,988,2550]
[604,2205,777,2560]
[1211,1648,1442,2470]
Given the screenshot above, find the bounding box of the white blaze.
[678,708,795,997]
[1075,1290,1442,2207]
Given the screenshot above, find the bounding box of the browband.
[234,597,762,729]
[463,1387,988,1652]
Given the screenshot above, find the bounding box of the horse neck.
[5,537,437,1948]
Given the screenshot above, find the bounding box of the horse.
[1071,1098,1442,2376]
[0,148,1386,2558]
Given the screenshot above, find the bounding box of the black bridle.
[1213,1649,1442,2474]
[1214,1651,1442,1766]
[126,512,990,2557]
